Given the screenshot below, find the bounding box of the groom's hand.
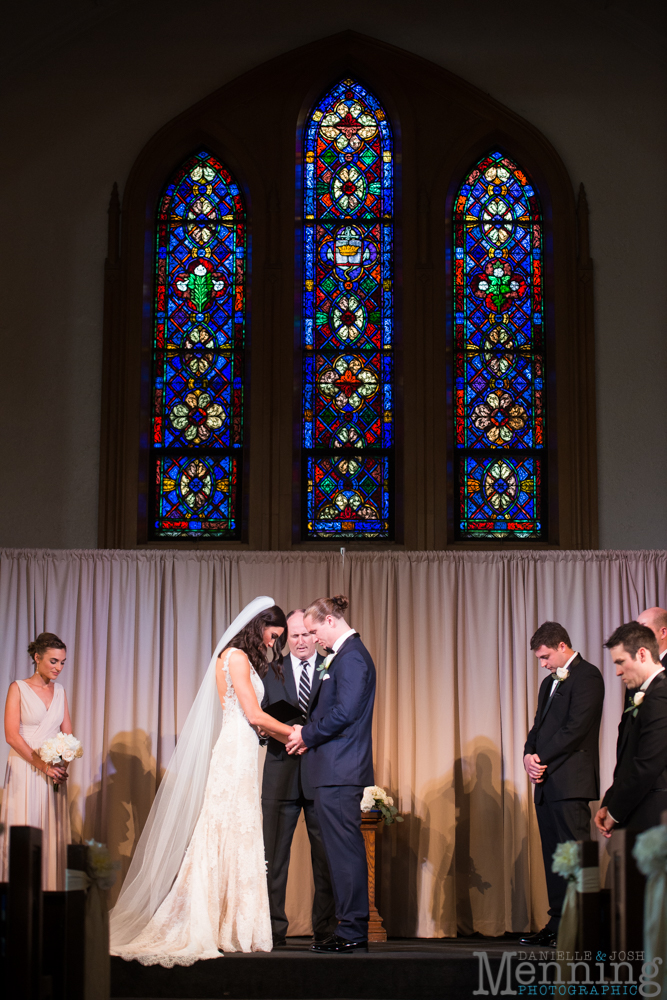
[286,725,306,755]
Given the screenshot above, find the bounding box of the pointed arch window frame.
[98,33,596,551]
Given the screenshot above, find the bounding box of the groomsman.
[595,621,667,837]
[637,607,667,664]
[520,621,604,948]
[261,610,336,947]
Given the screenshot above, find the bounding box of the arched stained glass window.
[453,151,545,540]
[150,151,246,539]
[302,79,393,539]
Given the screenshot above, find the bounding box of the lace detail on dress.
[111,648,272,966]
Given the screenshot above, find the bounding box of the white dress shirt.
[332,628,357,654]
[640,663,666,691]
[549,650,578,697]
[291,651,316,692]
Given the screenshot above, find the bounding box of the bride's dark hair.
[225,604,287,680]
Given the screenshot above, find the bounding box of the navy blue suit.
[301,633,376,941]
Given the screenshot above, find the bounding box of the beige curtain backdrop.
[1,548,665,937]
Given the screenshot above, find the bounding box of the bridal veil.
[109,595,275,947]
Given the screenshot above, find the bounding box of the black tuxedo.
[261,652,335,941]
[524,654,604,931]
[602,668,667,830]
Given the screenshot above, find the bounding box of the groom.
[286,595,376,954]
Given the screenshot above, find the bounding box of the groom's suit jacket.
[601,669,667,830]
[524,654,604,804]
[261,652,324,801]
[301,634,376,795]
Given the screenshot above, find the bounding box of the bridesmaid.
[0,632,73,889]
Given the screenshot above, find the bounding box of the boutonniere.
[317,653,335,681]
[624,690,645,717]
[555,665,570,682]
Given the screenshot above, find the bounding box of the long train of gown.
[111,648,272,966]
[0,680,71,889]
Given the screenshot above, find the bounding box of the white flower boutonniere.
[624,690,645,717]
[555,665,570,682]
[317,652,335,681]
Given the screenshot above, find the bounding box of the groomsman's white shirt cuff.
[549,650,578,697]
[290,652,316,690]
[332,628,357,654]
[607,662,666,825]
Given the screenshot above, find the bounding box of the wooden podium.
[361,811,388,942]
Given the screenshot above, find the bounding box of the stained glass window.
[302,79,393,539]
[454,151,545,540]
[150,151,245,539]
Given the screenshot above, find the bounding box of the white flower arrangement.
[38,732,83,788]
[361,785,404,825]
[39,731,84,764]
[555,665,570,682]
[84,839,120,891]
[551,840,581,881]
[632,825,667,878]
[624,690,645,717]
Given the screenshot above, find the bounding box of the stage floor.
[111,935,534,1000]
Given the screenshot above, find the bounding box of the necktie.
[298,661,311,716]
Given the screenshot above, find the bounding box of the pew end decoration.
[361,785,403,826]
[553,840,601,957]
[633,825,667,997]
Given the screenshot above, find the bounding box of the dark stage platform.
[111,936,526,1000]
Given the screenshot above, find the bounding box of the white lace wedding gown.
[111,649,272,965]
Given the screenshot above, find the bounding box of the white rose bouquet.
[38,731,83,789]
[361,785,404,825]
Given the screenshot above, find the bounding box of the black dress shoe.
[313,931,334,942]
[311,934,369,953]
[518,928,557,948]
[272,936,287,948]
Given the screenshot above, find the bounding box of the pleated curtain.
[1,548,665,937]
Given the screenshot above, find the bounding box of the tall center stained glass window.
[453,151,545,540]
[150,150,246,539]
[302,79,394,539]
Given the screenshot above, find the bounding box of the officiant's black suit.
[524,655,604,932]
[261,653,336,942]
[601,669,667,830]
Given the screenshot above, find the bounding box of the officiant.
[261,609,336,948]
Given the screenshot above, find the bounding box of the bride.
[110,597,296,966]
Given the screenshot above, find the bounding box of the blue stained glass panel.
[302,79,394,539]
[306,456,390,538]
[454,151,545,540]
[151,150,246,539]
